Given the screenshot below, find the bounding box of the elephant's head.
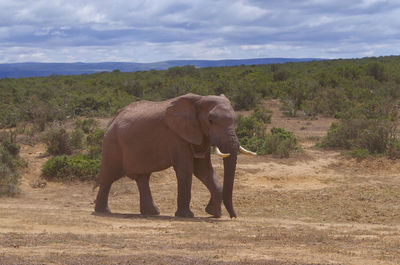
[165,93,255,218]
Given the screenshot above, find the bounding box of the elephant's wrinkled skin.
[94,93,250,218]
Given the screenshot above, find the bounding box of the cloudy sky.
[0,0,399,63]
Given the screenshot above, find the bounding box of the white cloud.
[75,5,107,24]
[1,0,400,63]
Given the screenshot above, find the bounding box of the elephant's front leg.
[194,154,222,218]
[173,162,195,217]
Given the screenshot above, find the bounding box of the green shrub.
[348,148,370,159]
[252,105,272,124]
[387,140,400,159]
[231,86,261,110]
[0,133,23,196]
[319,99,399,158]
[86,129,105,158]
[42,154,100,182]
[44,127,72,156]
[239,127,299,158]
[236,105,271,139]
[320,118,395,154]
[273,70,289,82]
[74,118,98,134]
[264,127,298,158]
[70,128,85,151]
[41,122,105,182]
[236,106,297,158]
[366,62,387,82]
[0,163,20,196]
[1,139,20,156]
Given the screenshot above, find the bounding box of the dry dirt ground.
[1,101,400,264]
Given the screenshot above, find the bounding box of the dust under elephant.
[94,93,256,218]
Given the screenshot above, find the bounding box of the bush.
[86,129,105,158]
[236,105,271,139]
[252,105,272,124]
[0,163,20,196]
[70,128,85,151]
[0,133,23,196]
[230,86,261,110]
[236,106,298,158]
[1,137,20,156]
[41,120,105,182]
[320,117,395,154]
[240,127,299,158]
[74,118,98,134]
[42,154,100,182]
[348,148,370,159]
[366,62,387,82]
[386,139,400,159]
[264,127,298,158]
[44,127,72,156]
[319,99,399,157]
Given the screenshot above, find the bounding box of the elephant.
[94,93,256,218]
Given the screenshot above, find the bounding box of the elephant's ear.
[165,95,203,145]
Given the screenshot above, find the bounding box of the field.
[1,101,400,265]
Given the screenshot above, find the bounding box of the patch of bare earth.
[1,101,400,264]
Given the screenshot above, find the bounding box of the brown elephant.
[94,93,255,218]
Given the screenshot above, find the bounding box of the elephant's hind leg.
[133,173,160,216]
[94,163,123,213]
[95,181,112,213]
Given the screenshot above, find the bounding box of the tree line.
[1,56,400,129]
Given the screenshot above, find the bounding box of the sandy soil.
[1,101,400,264]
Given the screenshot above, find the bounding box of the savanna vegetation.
[1,56,400,127]
[41,119,104,182]
[0,131,25,196]
[2,55,400,186]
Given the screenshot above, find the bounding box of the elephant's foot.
[205,203,221,218]
[175,208,194,218]
[140,204,160,216]
[94,205,111,214]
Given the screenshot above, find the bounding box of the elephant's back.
[111,100,168,127]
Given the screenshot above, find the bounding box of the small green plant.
[239,127,299,158]
[86,129,105,158]
[70,128,85,151]
[42,154,100,182]
[236,105,271,139]
[386,140,400,159]
[74,118,98,134]
[236,106,297,158]
[264,127,298,158]
[0,132,24,196]
[320,116,396,154]
[319,98,400,159]
[2,139,20,156]
[41,120,105,182]
[251,105,272,124]
[348,148,370,159]
[0,163,20,196]
[43,127,72,156]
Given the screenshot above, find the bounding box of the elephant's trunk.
[221,133,239,218]
[223,153,237,218]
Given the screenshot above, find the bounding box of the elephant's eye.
[209,119,213,125]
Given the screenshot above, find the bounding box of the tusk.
[239,145,257,156]
[214,146,230,158]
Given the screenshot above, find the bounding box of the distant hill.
[0,58,322,78]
